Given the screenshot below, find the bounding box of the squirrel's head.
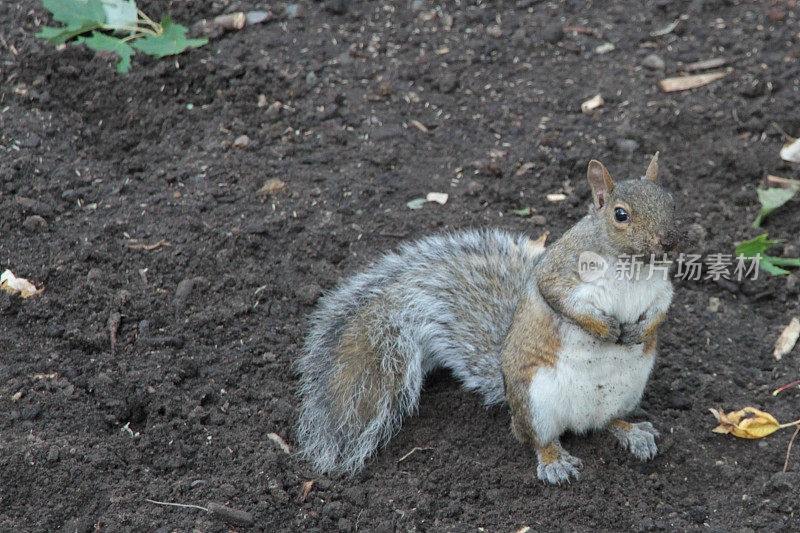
[587,153,679,256]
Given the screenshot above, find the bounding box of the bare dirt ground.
[2,0,800,531]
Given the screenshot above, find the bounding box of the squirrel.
[297,154,678,483]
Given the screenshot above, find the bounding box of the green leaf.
[406,198,426,210]
[37,21,101,44]
[100,0,138,29]
[131,16,207,58]
[752,185,799,227]
[42,0,106,26]
[736,233,799,276]
[82,31,135,72]
[36,25,70,39]
[510,207,531,216]
[768,257,800,267]
[735,233,782,257]
[759,260,792,276]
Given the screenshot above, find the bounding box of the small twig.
[770,122,794,141]
[778,418,800,429]
[126,239,171,250]
[397,446,433,463]
[563,26,601,37]
[773,380,800,396]
[146,499,208,512]
[146,499,254,526]
[783,424,800,473]
[137,9,162,33]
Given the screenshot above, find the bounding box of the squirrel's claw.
[610,421,660,461]
[536,446,583,484]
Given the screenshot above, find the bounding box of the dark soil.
[2,0,800,531]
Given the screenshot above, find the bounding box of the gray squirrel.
[297,154,678,483]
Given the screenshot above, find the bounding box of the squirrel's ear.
[587,160,614,210]
[644,151,659,183]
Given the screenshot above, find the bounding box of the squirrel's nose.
[659,230,680,252]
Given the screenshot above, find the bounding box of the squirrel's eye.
[614,207,630,223]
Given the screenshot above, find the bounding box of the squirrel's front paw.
[617,322,644,345]
[609,421,659,461]
[536,444,583,484]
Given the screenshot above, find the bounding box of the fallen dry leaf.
[426,192,448,205]
[774,317,800,360]
[780,138,800,163]
[581,94,603,113]
[409,119,428,133]
[766,175,800,189]
[267,432,291,454]
[710,407,782,439]
[259,178,286,196]
[1,269,39,298]
[515,162,536,177]
[659,72,728,92]
[125,239,171,251]
[300,480,314,502]
[685,57,731,72]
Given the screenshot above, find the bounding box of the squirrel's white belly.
[526,324,655,444]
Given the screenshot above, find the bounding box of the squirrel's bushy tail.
[297,230,536,474]
[296,259,434,475]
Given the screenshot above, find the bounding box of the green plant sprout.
[36,0,207,73]
[736,233,800,276]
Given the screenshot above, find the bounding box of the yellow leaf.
[709,407,782,439]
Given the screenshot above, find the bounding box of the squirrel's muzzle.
[659,230,680,252]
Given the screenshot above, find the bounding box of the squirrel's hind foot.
[608,420,659,461]
[536,443,583,484]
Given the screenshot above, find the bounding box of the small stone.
[342,486,367,506]
[763,472,800,494]
[542,24,563,44]
[707,296,721,313]
[739,78,766,98]
[530,215,547,226]
[337,518,353,532]
[614,138,640,153]
[305,71,318,87]
[322,501,344,519]
[688,507,708,525]
[296,283,322,305]
[15,196,54,217]
[486,25,503,38]
[265,101,282,120]
[511,27,526,44]
[786,273,798,294]
[284,3,302,19]
[233,135,250,148]
[22,215,48,232]
[47,445,60,462]
[20,134,41,148]
[411,0,425,12]
[87,268,103,282]
[259,178,286,197]
[594,42,615,54]
[485,488,501,502]
[21,404,42,421]
[465,180,485,196]
[436,73,458,94]
[642,53,666,70]
[325,0,346,15]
